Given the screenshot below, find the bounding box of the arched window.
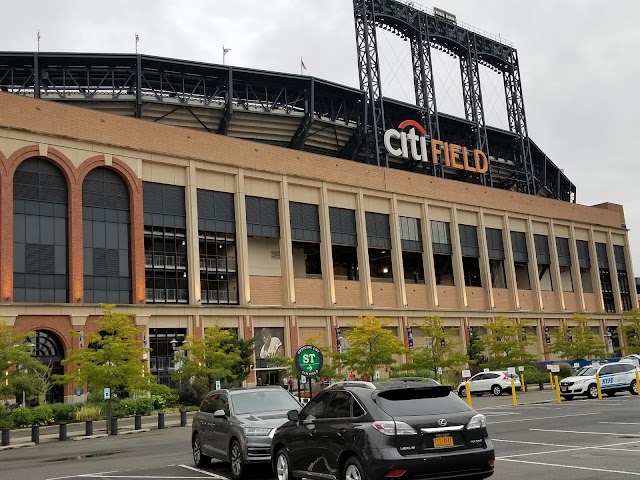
[28,330,65,404]
[13,158,69,302]
[82,168,131,304]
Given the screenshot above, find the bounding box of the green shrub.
[134,398,155,416]
[0,405,14,429]
[86,390,107,405]
[174,381,209,408]
[31,405,54,425]
[11,407,34,427]
[50,403,81,422]
[75,405,103,421]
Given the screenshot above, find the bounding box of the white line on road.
[530,428,640,437]
[45,473,119,480]
[492,439,576,448]
[498,458,640,475]
[91,477,214,479]
[497,439,640,458]
[482,411,521,416]
[600,422,640,425]
[489,412,601,424]
[179,465,228,478]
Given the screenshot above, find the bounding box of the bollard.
[549,372,554,390]
[511,378,518,407]
[158,412,165,429]
[134,415,142,430]
[519,374,526,393]
[180,410,187,427]
[554,375,561,403]
[1,428,9,446]
[59,422,68,441]
[31,424,40,444]
[85,420,93,436]
[635,368,640,396]
[538,380,544,391]
[110,416,118,435]
[595,372,603,400]
[465,381,473,408]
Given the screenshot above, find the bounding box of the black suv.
[271,381,494,480]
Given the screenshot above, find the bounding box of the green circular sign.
[295,345,324,376]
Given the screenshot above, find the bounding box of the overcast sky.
[3,1,640,271]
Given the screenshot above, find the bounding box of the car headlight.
[575,379,588,384]
[243,427,273,436]
[467,414,486,430]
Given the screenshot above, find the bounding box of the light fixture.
[182,240,186,246]
[183,272,187,278]
[382,267,389,274]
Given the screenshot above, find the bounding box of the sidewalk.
[1,411,195,448]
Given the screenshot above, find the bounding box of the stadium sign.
[383,120,489,174]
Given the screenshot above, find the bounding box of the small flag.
[300,57,307,71]
[135,33,139,43]
[37,30,41,41]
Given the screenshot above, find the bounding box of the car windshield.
[231,389,300,415]
[575,367,597,376]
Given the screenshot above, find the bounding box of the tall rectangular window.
[614,245,632,311]
[330,207,358,280]
[150,328,186,387]
[246,196,281,277]
[576,240,593,293]
[431,221,454,285]
[198,190,238,304]
[486,228,506,289]
[366,212,393,282]
[510,231,530,290]
[290,202,322,279]
[399,217,424,284]
[143,182,188,304]
[596,242,615,313]
[534,234,553,291]
[459,225,481,287]
[556,237,573,292]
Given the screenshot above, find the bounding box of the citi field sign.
[383,120,489,174]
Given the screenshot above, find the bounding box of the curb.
[73,434,109,441]
[0,442,35,451]
[120,429,151,435]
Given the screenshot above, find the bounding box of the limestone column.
[502,215,520,310]
[421,201,437,308]
[319,183,335,307]
[568,224,586,312]
[390,195,406,308]
[548,222,565,311]
[450,207,467,309]
[477,210,494,310]
[525,217,543,311]
[235,170,251,307]
[279,177,295,307]
[587,228,605,313]
[355,190,373,307]
[185,164,201,304]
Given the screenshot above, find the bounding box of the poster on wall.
[254,327,285,369]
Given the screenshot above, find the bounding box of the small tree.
[219,334,255,384]
[466,328,486,369]
[340,316,407,379]
[173,326,244,390]
[621,309,640,355]
[546,314,605,360]
[481,316,536,369]
[56,304,153,397]
[0,320,48,401]
[404,316,470,382]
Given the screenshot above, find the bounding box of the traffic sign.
[550,365,560,373]
[294,345,324,376]
[483,368,490,373]
[462,369,471,378]
[215,380,221,390]
[507,367,516,375]
[103,387,111,400]
[518,366,525,372]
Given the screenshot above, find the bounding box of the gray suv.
[191,386,301,479]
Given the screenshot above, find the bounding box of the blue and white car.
[559,362,639,399]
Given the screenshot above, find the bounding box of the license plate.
[433,435,454,448]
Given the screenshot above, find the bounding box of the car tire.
[192,433,211,468]
[343,456,367,480]
[562,395,574,401]
[491,385,502,396]
[587,383,598,399]
[630,380,638,396]
[458,386,466,397]
[229,439,247,480]
[275,448,293,480]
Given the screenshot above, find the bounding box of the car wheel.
[458,386,466,397]
[343,456,367,480]
[229,440,246,480]
[275,449,293,480]
[491,385,502,396]
[562,395,574,401]
[631,380,638,395]
[192,433,211,468]
[587,384,598,399]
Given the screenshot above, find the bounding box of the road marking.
[45,473,119,480]
[530,428,640,437]
[483,411,521,416]
[498,458,640,475]
[490,412,601,424]
[92,477,213,479]
[179,465,228,478]
[497,439,640,458]
[493,439,576,447]
[600,422,640,425]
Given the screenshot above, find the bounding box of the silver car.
[191,386,302,479]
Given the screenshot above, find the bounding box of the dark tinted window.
[200,394,218,414]
[599,365,613,375]
[376,388,471,416]
[352,399,366,418]
[303,392,330,420]
[326,391,352,419]
[615,364,633,373]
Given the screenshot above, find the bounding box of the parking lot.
[3,391,640,480]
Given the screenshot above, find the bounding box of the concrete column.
[185,164,201,305]
[355,190,373,307]
[477,210,494,310]
[622,233,639,310]
[568,224,586,312]
[421,201,438,308]
[548,222,565,312]
[605,230,623,314]
[279,177,295,307]
[390,195,406,308]
[319,183,335,307]
[587,228,605,313]
[525,217,543,311]
[235,170,251,307]
[450,207,467,309]
[502,215,520,310]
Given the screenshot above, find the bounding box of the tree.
[56,304,153,397]
[546,314,605,360]
[173,326,245,390]
[219,334,255,384]
[466,328,486,369]
[480,316,536,369]
[0,320,48,401]
[340,316,407,379]
[403,316,470,382]
[621,309,640,355]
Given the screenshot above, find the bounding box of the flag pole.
[37,31,40,54]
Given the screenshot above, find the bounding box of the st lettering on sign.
[294,345,324,377]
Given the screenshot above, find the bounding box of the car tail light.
[467,414,487,430]
[385,470,406,478]
[488,459,495,468]
[372,421,418,436]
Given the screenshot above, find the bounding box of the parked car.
[559,362,639,399]
[271,381,495,480]
[191,386,302,479]
[457,371,521,397]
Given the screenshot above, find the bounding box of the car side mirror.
[287,409,299,422]
[213,409,227,418]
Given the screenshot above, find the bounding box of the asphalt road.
[2,391,640,480]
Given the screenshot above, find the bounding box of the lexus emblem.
[438,418,447,427]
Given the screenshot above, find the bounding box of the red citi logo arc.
[383,120,489,174]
